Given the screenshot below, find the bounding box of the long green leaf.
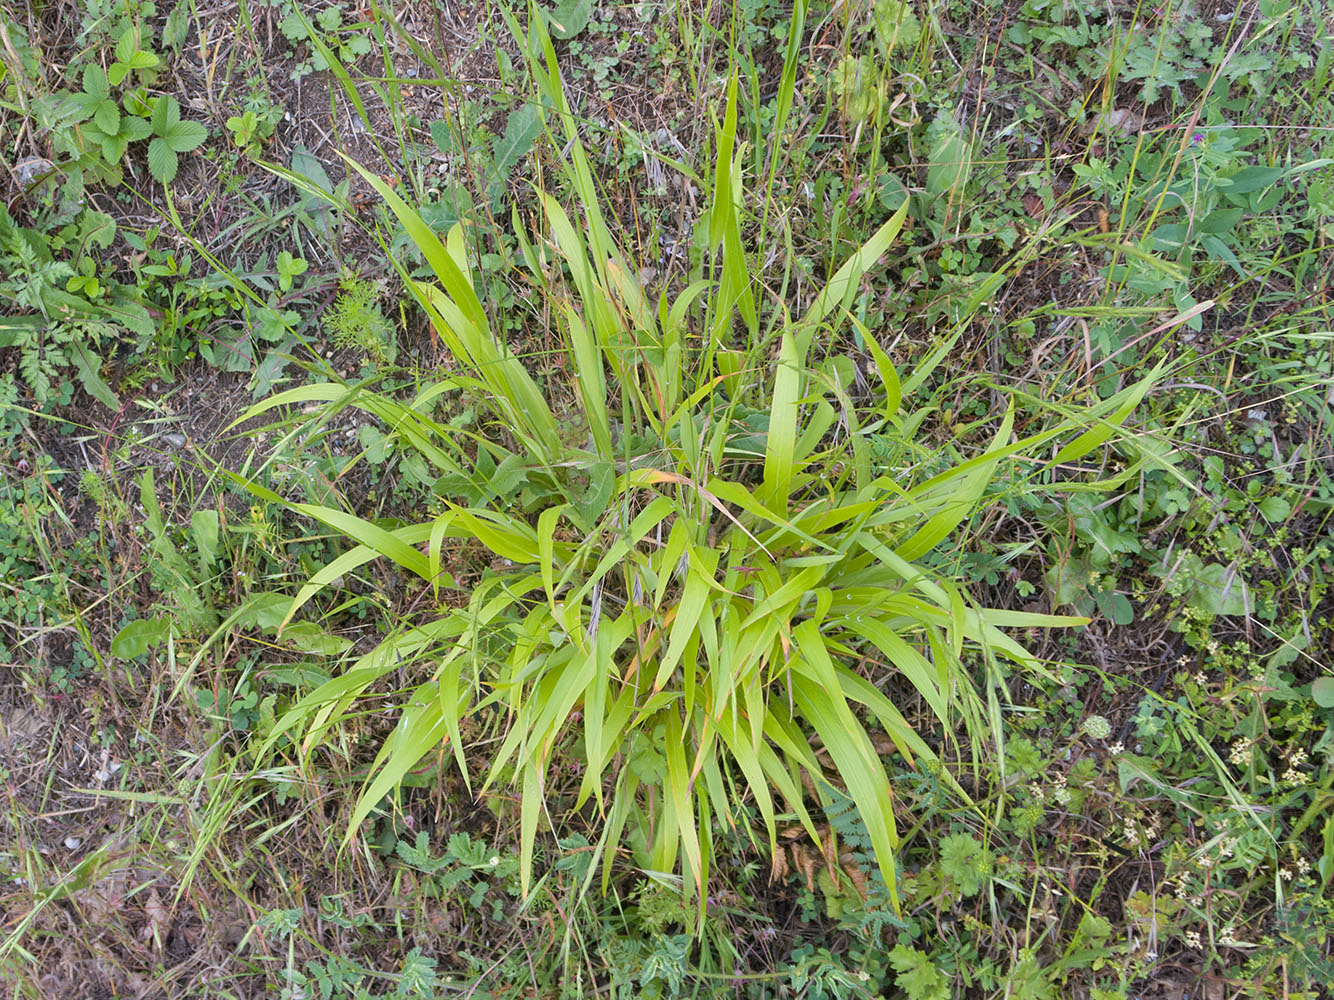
[790,623,899,909]
[795,199,908,356]
[344,693,448,847]
[762,331,801,513]
[895,403,1013,560]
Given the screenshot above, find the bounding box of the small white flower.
[1228,738,1253,766]
[489,856,500,866]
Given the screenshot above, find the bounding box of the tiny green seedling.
[225,109,276,157]
[275,250,308,292]
[108,25,160,86]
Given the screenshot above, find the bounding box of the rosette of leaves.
[147,96,208,184]
[232,8,1155,908]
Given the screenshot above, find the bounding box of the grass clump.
[229,13,1164,918]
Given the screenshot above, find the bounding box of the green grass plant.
[224,7,1165,912]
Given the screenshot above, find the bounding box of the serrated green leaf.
[114,28,136,63]
[1257,496,1291,522]
[147,137,177,183]
[111,618,172,659]
[81,210,117,249]
[94,100,120,134]
[428,119,458,154]
[122,115,153,142]
[166,119,208,152]
[126,50,159,71]
[151,95,180,135]
[235,593,292,633]
[487,103,541,190]
[82,64,109,101]
[874,0,922,56]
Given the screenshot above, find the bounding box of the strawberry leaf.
[94,100,120,134]
[166,120,208,152]
[147,137,177,183]
[126,50,160,71]
[82,64,109,102]
[151,95,180,135]
[114,28,136,63]
[122,116,153,142]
